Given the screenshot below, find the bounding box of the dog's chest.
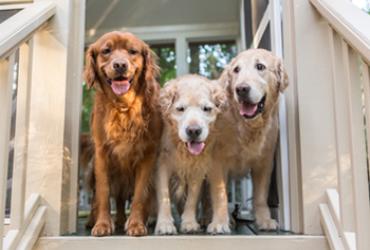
[104,106,148,162]
[237,126,266,164]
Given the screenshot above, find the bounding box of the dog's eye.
[176,106,185,112]
[233,66,240,73]
[202,106,212,112]
[129,49,138,55]
[102,48,111,55]
[255,63,266,71]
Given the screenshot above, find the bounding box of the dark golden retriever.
[84,31,162,236]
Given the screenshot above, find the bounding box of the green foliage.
[81,82,95,133]
[189,42,237,79]
[152,46,176,86]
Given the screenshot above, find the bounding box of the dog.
[155,74,227,235]
[83,31,162,236]
[207,49,288,234]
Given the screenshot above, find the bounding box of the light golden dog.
[155,75,227,234]
[207,49,288,234]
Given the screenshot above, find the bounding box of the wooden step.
[34,235,329,250]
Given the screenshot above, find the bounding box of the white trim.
[251,3,270,49]
[0,54,16,250]
[0,1,56,58]
[310,0,370,64]
[239,0,246,50]
[269,0,291,231]
[0,3,30,10]
[85,22,239,44]
[34,236,329,250]
[175,36,188,76]
[10,39,33,232]
[319,204,346,250]
[3,194,46,250]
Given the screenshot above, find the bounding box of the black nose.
[236,85,251,98]
[113,61,128,74]
[186,126,202,140]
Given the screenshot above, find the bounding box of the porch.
[0,0,369,249]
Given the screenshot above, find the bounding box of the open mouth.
[107,76,133,96]
[239,95,266,119]
[186,141,205,156]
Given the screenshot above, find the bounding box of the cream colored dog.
[207,49,288,234]
[155,74,226,235]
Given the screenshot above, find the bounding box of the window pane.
[188,41,237,79]
[151,44,176,86]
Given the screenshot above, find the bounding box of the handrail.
[0,1,55,58]
[310,0,370,64]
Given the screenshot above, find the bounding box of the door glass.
[188,41,237,79]
[150,44,176,86]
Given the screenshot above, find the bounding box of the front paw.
[155,219,177,235]
[256,217,278,230]
[180,220,201,233]
[255,206,278,230]
[125,217,147,236]
[207,221,231,234]
[91,218,114,236]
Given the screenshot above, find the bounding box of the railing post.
[342,42,370,250]
[24,0,84,236]
[327,27,355,234]
[0,54,15,250]
[10,39,34,231]
[281,0,303,233]
[286,0,339,234]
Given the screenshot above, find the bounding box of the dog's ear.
[211,82,228,110]
[275,58,289,92]
[84,44,98,89]
[142,44,160,108]
[160,80,178,113]
[142,45,160,91]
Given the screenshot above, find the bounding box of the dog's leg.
[115,191,126,233]
[252,158,278,230]
[180,176,203,233]
[207,165,231,234]
[154,160,177,235]
[125,153,154,236]
[91,148,114,236]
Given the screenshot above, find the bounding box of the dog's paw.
[207,221,231,234]
[125,217,148,236]
[180,220,201,233]
[256,218,278,231]
[155,220,177,235]
[91,219,114,236]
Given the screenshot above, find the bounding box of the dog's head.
[84,31,158,97]
[160,75,227,156]
[220,49,288,120]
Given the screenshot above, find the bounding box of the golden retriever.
[155,75,227,234]
[83,31,162,236]
[207,49,288,234]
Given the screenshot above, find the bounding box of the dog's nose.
[113,61,128,74]
[186,125,202,140]
[236,85,251,98]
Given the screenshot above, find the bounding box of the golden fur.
[207,49,288,233]
[155,75,227,234]
[84,31,162,236]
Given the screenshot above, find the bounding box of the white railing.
[0,2,56,249]
[309,0,370,250]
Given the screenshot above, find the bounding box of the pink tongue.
[186,142,205,156]
[240,103,258,117]
[111,81,130,95]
